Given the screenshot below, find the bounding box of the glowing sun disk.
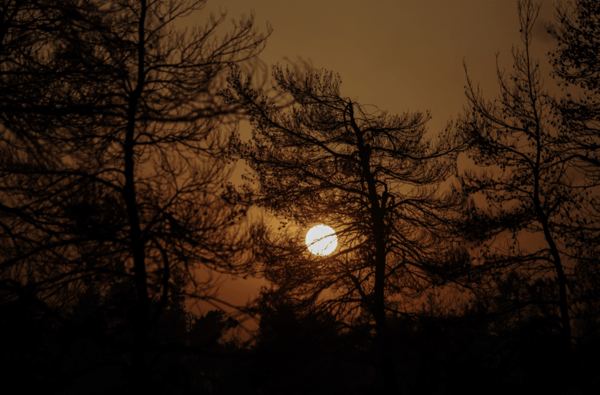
[305,224,337,256]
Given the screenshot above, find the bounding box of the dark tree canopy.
[547,0,600,280]
[459,0,579,351]
[549,0,600,169]
[457,1,600,392]
[0,0,269,391]
[1,0,599,394]
[222,63,467,393]
[0,0,269,307]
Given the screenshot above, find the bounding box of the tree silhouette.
[548,0,600,186]
[241,288,374,395]
[0,0,269,391]
[458,0,597,391]
[222,63,467,393]
[459,0,574,349]
[547,0,600,329]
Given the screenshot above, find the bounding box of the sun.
[305,224,338,256]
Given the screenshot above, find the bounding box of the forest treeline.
[0,0,599,394]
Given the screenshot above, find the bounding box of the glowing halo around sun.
[305,224,338,256]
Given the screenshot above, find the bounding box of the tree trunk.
[351,102,402,394]
[373,303,401,394]
[124,0,150,391]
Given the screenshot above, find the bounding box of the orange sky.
[198,0,559,133]
[183,0,564,315]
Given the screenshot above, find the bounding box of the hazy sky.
[188,0,562,311]
[200,0,558,132]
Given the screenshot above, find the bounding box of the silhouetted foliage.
[241,289,375,395]
[459,0,575,349]
[458,0,599,392]
[2,0,599,394]
[0,0,269,391]
[549,0,600,187]
[222,62,468,393]
[547,0,600,334]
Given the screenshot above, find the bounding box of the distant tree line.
[1,0,599,394]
